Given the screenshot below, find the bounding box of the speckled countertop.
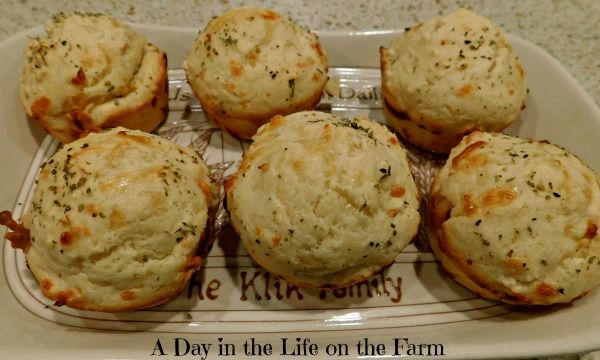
[0,1,598,359]
[0,0,598,108]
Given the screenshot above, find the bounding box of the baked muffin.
[380,8,527,154]
[184,7,328,139]
[225,111,420,288]
[2,127,214,312]
[20,13,168,144]
[429,131,600,305]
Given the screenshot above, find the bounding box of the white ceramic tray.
[1,24,600,359]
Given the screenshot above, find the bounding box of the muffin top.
[225,111,420,288]
[20,12,166,143]
[184,7,328,120]
[23,127,214,311]
[381,8,527,132]
[429,131,600,304]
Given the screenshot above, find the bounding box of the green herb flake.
[288,78,295,98]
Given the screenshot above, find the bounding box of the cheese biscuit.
[429,131,600,304]
[225,111,420,288]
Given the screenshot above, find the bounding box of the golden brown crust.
[0,210,31,251]
[102,52,168,133]
[190,80,324,139]
[451,141,488,168]
[34,229,204,312]
[428,191,526,304]
[382,98,471,154]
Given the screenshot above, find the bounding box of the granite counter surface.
[0,1,598,359]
